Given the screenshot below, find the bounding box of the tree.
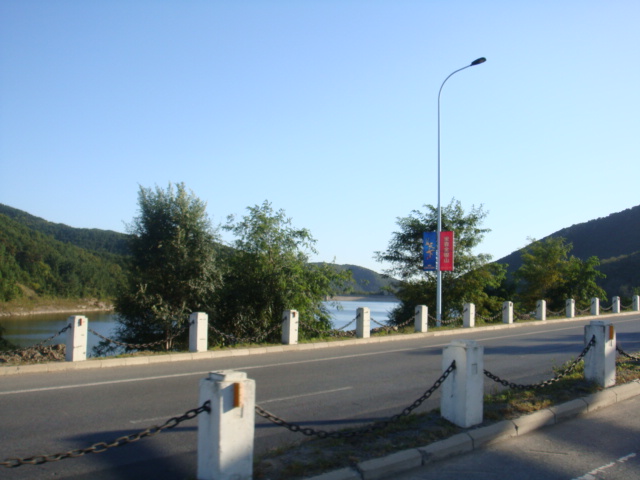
[214,201,351,343]
[375,199,506,323]
[515,237,606,310]
[112,183,223,351]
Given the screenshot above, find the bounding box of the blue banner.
[423,232,437,271]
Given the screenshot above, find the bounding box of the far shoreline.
[328,295,398,302]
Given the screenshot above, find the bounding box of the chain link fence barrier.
[483,335,596,390]
[88,322,190,351]
[0,324,71,357]
[1,401,211,468]
[255,360,456,439]
[616,345,640,362]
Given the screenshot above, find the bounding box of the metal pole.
[436,57,486,326]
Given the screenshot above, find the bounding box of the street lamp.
[436,57,486,326]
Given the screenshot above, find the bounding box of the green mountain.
[315,263,398,296]
[0,211,128,301]
[495,205,640,298]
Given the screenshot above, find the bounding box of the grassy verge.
[254,357,640,480]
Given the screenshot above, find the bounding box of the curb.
[3,311,637,376]
[306,380,640,480]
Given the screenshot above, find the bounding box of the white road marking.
[259,386,353,405]
[128,386,354,424]
[571,452,636,479]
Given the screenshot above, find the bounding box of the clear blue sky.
[1,1,639,273]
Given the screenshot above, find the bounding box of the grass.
[253,357,640,480]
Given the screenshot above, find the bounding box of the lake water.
[0,299,400,353]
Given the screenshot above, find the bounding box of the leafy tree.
[112,183,223,351]
[214,201,352,343]
[515,237,606,310]
[375,199,506,323]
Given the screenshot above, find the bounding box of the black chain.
[255,360,456,439]
[88,323,189,350]
[1,324,71,356]
[208,320,283,344]
[617,345,640,361]
[484,335,596,390]
[1,401,211,468]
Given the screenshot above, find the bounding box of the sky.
[1,1,639,273]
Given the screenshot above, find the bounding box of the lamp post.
[436,57,486,326]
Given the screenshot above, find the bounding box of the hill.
[315,263,398,296]
[0,204,129,256]
[495,205,640,298]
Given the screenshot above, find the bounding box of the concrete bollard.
[190,312,209,353]
[536,300,546,321]
[66,315,88,362]
[282,310,299,345]
[198,371,255,480]
[502,301,513,324]
[415,305,428,333]
[441,340,484,428]
[584,321,616,388]
[356,307,370,339]
[612,296,621,314]
[591,297,600,316]
[463,303,475,328]
[634,295,640,312]
[566,299,575,318]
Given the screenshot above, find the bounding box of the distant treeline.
[0,208,128,302]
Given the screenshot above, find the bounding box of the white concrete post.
[591,297,600,316]
[536,300,546,321]
[566,299,575,318]
[282,310,299,345]
[441,340,484,428]
[463,303,475,328]
[633,295,640,312]
[66,315,88,362]
[190,312,209,353]
[415,305,428,333]
[584,321,616,388]
[356,307,370,339]
[502,301,513,324]
[198,371,255,480]
[612,296,621,314]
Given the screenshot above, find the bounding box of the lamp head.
[470,57,487,66]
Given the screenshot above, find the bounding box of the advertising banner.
[422,232,437,271]
[440,231,454,271]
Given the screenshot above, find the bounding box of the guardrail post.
[612,296,621,314]
[441,340,483,428]
[282,310,299,345]
[463,303,475,328]
[584,321,616,388]
[591,297,600,316]
[356,307,370,338]
[198,371,255,480]
[634,295,640,312]
[502,301,513,324]
[190,312,209,352]
[415,305,428,333]
[66,315,88,362]
[566,299,575,318]
[536,300,546,321]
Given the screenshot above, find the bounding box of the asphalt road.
[392,394,640,480]
[1,314,639,479]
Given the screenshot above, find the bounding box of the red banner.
[439,231,454,271]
